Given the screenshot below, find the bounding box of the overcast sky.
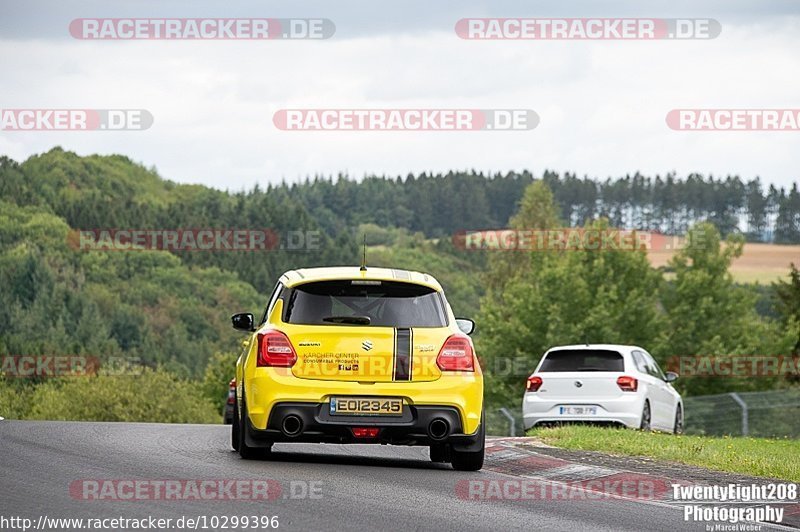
[1,1,799,190]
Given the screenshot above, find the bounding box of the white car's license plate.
[560,406,597,415]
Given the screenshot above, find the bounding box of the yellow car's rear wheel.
[231,392,240,451]
[450,411,484,471]
[238,392,272,460]
[429,443,450,463]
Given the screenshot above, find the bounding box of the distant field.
[648,243,799,284]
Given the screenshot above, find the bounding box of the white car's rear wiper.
[322,315,371,325]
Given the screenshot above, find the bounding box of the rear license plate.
[560,406,597,415]
[330,397,403,416]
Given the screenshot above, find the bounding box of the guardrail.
[684,389,800,438]
[488,389,800,438]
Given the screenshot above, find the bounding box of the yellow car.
[230,266,485,470]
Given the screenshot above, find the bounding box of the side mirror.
[231,312,255,332]
[455,318,475,335]
[664,371,679,383]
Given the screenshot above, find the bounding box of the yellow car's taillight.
[257,331,297,367]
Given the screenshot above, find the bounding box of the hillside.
[1,149,798,421]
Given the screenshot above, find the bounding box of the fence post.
[729,392,749,436]
[499,408,516,437]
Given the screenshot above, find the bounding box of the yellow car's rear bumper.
[244,367,483,436]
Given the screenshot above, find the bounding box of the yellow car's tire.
[238,393,271,460]
[231,392,240,451]
[429,444,450,463]
[451,447,484,471]
[450,413,484,471]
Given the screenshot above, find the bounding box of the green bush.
[201,351,239,415]
[0,379,34,419]
[25,368,220,423]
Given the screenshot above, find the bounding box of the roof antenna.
[360,234,367,271]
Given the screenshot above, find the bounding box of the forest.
[0,147,798,421]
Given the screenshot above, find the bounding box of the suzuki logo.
[574,380,583,388]
[362,340,373,351]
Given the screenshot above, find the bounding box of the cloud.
[1,8,799,190]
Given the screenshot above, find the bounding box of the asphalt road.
[0,421,788,531]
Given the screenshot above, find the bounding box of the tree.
[774,184,800,243]
[745,177,768,241]
[477,217,663,406]
[482,180,560,293]
[774,263,800,356]
[655,223,794,394]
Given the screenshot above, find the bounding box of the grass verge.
[529,425,800,482]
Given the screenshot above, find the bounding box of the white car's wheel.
[639,400,651,431]
[673,404,684,435]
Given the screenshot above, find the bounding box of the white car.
[522,344,683,433]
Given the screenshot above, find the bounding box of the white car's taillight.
[616,375,638,392]
[526,375,542,392]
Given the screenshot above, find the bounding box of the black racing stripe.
[393,328,411,381]
[408,328,414,379]
[391,328,397,380]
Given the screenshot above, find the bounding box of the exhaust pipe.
[281,415,303,437]
[427,418,450,441]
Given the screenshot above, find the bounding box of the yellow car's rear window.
[284,280,447,328]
